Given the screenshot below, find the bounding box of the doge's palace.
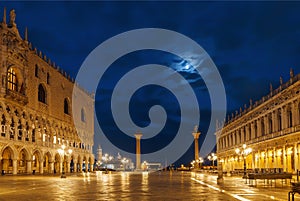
[0,8,94,175]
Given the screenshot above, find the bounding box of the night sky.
[2,1,300,166]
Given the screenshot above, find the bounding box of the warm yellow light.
[277,150,282,156]
[268,152,273,157]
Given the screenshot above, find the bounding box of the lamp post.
[217,158,224,184]
[58,144,72,178]
[208,153,217,170]
[235,144,252,179]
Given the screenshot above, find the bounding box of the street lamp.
[190,160,196,169]
[208,153,217,170]
[198,157,204,169]
[235,144,252,179]
[58,144,72,178]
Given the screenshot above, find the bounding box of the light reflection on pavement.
[0,172,298,201]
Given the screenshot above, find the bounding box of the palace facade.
[0,9,94,174]
[216,70,300,174]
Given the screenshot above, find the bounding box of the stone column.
[252,152,255,169]
[73,160,77,172]
[257,151,261,170]
[273,148,277,168]
[263,150,267,169]
[282,107,287,129]
[5,124,10,139]
[192,131,201,168]
[39,161,44,174]
[272,111,277,132]
[12,159,17,175]
[294,143,298,173]
[66,161,70,173]
[14,124,18,141]
[266,116,270,135]
[90,163,94,172]
[241,128,245,143]
[257,119,261,138]
[263,116,267,136]
[283,146,287,172]
[296,101,300,125]
[135,132,142,170]
[245,125,249,141]
[50,161,54,173]
[27,160,32,174]
[251,123,255,139]
[79,163,83,172]
[292,102,297,127]
[59,162,63,173]
[232,133,236,146]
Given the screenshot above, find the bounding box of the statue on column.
[9,9,16,26]
[290,68,294,78]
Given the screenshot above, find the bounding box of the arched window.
[38,84,46,103]
[287,107,293,128]
[268,116,273,134]
[248,124,251,140]
[64,98,69,114]
[254,122,257,138]
[7,68,18,91]
[81,108,86,122]
[278,109,282,131]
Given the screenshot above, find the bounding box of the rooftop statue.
[9,9,16,26]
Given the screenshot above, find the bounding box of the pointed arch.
[38,84,47,104]
[1,145,17,174]
[1,145,17,159]
[64,98,70,115]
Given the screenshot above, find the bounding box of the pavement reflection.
[0,171,298,200]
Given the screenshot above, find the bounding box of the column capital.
[192,132,200,139]
[134,133,142,139]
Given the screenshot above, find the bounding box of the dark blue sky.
[2,1,300,165]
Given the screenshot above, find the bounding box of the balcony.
[5,89,28,105]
